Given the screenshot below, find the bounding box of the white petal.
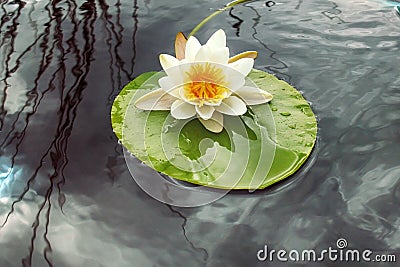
[198,111,224,133]
[224,72,245,93]
[159,54,179,70]
[134,88,177,110]
[204,98,224,106]
[195,45,210,61]
[235,86,273,105]
[210,47,229,64]
[195,105,215,120]
[228,58,254,76]
[178,86,193,104]
[215,96,247,116]
[160,62,183,81]
[205,29,226,49]
[158,76,180,98]
[171,100,196,119]
[179,58,190,64]
[185,36,202,60]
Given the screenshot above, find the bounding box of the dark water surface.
[1,0,400,266]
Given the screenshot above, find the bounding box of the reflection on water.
[0,0,399,266]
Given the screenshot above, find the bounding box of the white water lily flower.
[135,29,273,133]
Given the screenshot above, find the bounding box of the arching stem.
[188,0,252,37]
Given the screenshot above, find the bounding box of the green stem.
[188,0,252,37]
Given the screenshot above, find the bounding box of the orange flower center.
[184,63,229,106]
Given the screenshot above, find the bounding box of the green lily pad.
[111,69,317,190]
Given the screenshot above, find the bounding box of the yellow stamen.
[184,63,229,106]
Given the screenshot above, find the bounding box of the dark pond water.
[1,0,400,266]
